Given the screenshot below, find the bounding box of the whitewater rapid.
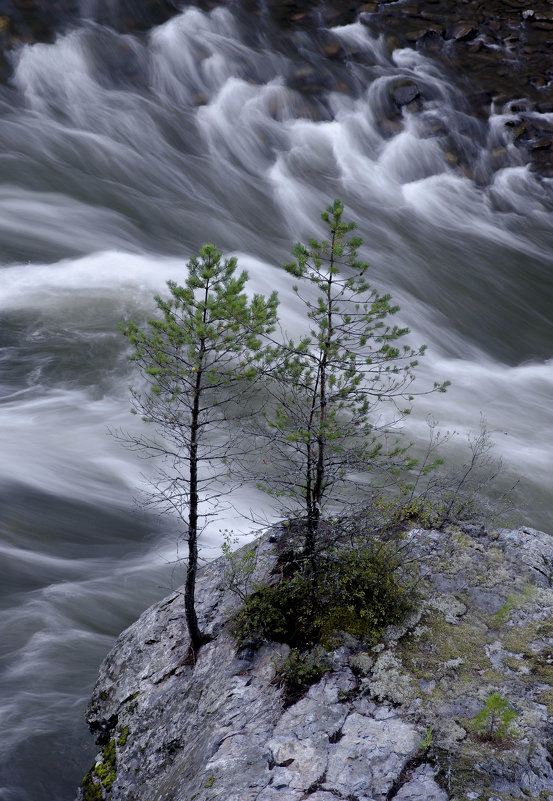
[0,6,551,800]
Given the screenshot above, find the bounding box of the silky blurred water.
[0,6,552,800]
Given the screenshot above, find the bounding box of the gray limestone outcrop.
[77,524,553,801]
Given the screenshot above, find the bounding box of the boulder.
[76,523,553,801]
[392,81,420,107]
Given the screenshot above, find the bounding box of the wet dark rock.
[288,65,327,96]
[405,26,432,42]
[292,98,332,122]
[508,99,535,113]
[505,119,529,142]
[465,38,483,54]
[488,147,511,172]
[356,0,553,176]
[529,136,553,150]
[392,81,420,107]
[449,22,478,41]
[358,1,378,12]
[83,28,149,90]
[530,74,553,91]
[416,29,444,51]
[320,38,342,58]
[191,92,209,106]
[375,115,403,138]
[323,1,360,27]
[529,19,553,29]
[93,0,184,32]
[529,159,553,176]
[532,9,553,20]
[266,0,319,28]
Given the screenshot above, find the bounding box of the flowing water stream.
[0,5,552,800]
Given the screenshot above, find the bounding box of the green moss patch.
[117,726,130,747]
[94,738,116,792]
[399,612,487,691]
[81,773,103,801]
[80,735,120,800]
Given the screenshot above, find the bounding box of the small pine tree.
[121,244,278,653]
[262,200,448,569]
[473,693,517,742]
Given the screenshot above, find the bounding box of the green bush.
[232,540,415,653]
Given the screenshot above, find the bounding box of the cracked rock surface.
[77,524,553,801]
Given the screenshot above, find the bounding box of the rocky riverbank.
[78,522,553,801]
[356,0,553,176]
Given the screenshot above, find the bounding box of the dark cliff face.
[78,524,553,801]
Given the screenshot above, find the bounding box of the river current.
[0,6,552,800]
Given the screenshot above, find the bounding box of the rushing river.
[0,5,552,800]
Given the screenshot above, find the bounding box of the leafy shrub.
[232,539,415,653]
[232,579,297,646]
[315,545,415,648]
[472,693,517,742]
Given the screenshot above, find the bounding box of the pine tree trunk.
[185,353,211,655]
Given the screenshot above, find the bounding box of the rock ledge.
[78,524,553,801]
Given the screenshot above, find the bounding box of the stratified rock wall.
[78,524,553,801]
